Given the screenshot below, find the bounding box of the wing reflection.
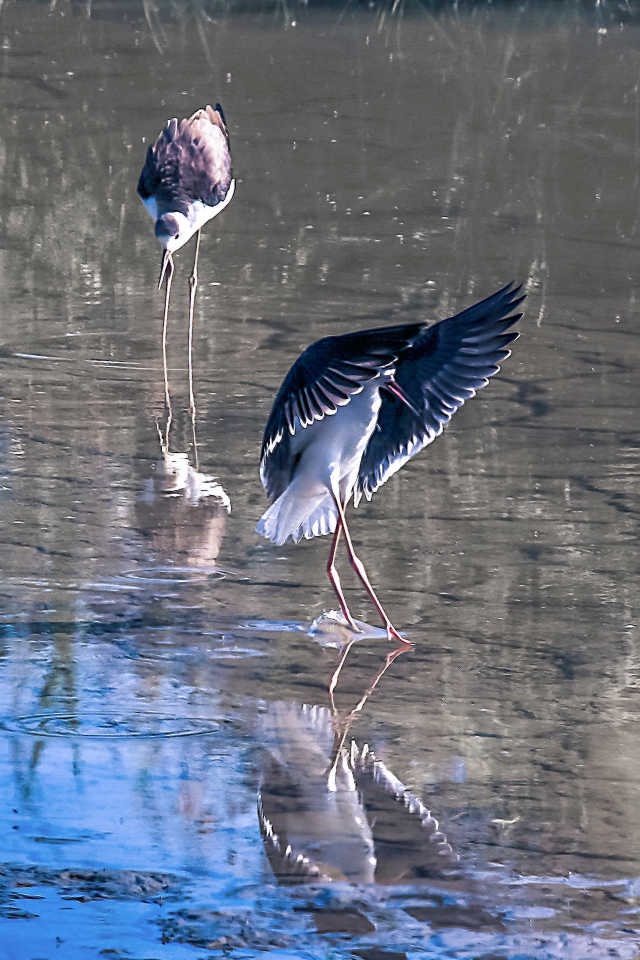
[258,648,458,887]
[135,419,231,572]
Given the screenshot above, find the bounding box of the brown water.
[0,1,639,957]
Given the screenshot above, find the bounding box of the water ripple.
[1,712,224,740]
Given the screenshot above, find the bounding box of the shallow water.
[0,1,639,957]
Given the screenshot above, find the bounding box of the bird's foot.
[386,621,411,646]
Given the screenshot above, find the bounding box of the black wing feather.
[260,323,424,501]
[355,283,524,504]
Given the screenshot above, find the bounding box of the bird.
[256,282,524,642]
[137,103,235,412]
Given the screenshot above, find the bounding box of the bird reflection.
[136,415,230,572]
[257,645,458,887]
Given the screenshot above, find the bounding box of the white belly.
[291,383,382,503]
[257,384,383,545]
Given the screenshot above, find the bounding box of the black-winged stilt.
[137,103,235,411]
[257,282,524,642]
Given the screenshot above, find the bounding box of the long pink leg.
[332,493,409,644]
[326,522,359,632]
[187,230,201,418]
[160,252,175,415]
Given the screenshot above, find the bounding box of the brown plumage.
[137,105,233,234]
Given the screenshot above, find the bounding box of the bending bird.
[137,103,235,411]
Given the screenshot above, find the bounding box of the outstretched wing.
[354,283,524,504]
[137,103,232,212]
[260,323,424,502]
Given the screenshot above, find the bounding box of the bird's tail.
[256,483,337,546]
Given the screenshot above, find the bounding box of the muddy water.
[0,1,639,957]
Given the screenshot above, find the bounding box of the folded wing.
[137,103,232,211]
[354,283,524,504]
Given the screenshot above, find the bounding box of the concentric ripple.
[1,712,222,739]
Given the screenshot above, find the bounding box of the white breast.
[140,179,236,253]
[291,382,382,503]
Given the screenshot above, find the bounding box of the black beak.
[157,249,173,290]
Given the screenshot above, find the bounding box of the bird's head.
[155,213,186,253]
